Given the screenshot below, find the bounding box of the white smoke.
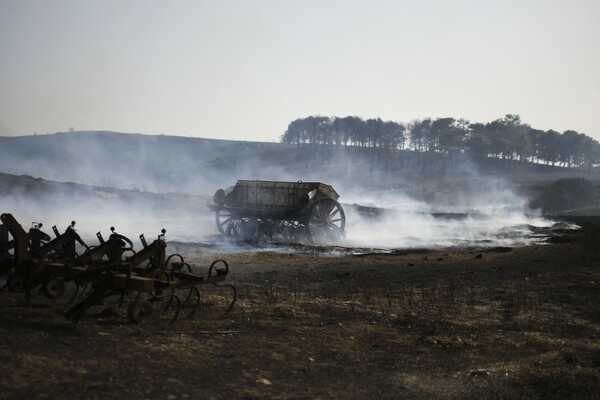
[0,133,560,252]
[340,177,553,249]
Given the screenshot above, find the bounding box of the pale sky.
[1,0,599,142]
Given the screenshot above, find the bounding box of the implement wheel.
[307,199,346,243]
[7,274,24,292]
[127,300,153,324]
[42,276,65,299]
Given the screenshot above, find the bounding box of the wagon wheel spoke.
[226,220,238,236]
[329,207,341,219]
[307,199,346,243]
[219,217,232,230]
[218,212,255,240]
[216,208,238,236]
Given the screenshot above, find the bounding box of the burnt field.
[1,132,600,399]
[1,216,599,400]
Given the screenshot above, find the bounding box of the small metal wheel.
[307,199,346,243]
[127,299,153,324]
[42,276,65,299]
[7,274,24,293]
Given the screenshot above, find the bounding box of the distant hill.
[1,131,599,198]
[0,131,286,194]
[2,129,600,242]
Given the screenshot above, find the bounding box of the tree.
[484,115,531,161]
[409,119,433,152]
[429,117,468,154]
[280,114,600,171]
[538,130,562,166]
[465,123,491,158]
[281,118,310,144]
[380,121,406,171]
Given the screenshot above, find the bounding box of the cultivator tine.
[220,283,237,317]
[165,293,181,324]
[179,286,201,319]
[65,275,113,323]
[68,283,82,303]
[147,290,181,324]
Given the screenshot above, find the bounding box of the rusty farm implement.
[0,213,236,324]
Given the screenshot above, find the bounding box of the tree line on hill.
[280,115,600,170]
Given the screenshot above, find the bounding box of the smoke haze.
[0,132,559,251]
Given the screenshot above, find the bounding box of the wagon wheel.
[215,208,253,239]
[215,208,233,235]
[307,199,346,242]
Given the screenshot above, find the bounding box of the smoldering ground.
[340,176,558,250]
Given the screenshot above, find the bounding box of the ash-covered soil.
[1,216,599,400]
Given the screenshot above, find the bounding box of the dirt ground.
[1,216,599,400]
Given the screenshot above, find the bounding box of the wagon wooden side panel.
[210,180,345,243]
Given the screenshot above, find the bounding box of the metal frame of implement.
[0,213,236,324]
